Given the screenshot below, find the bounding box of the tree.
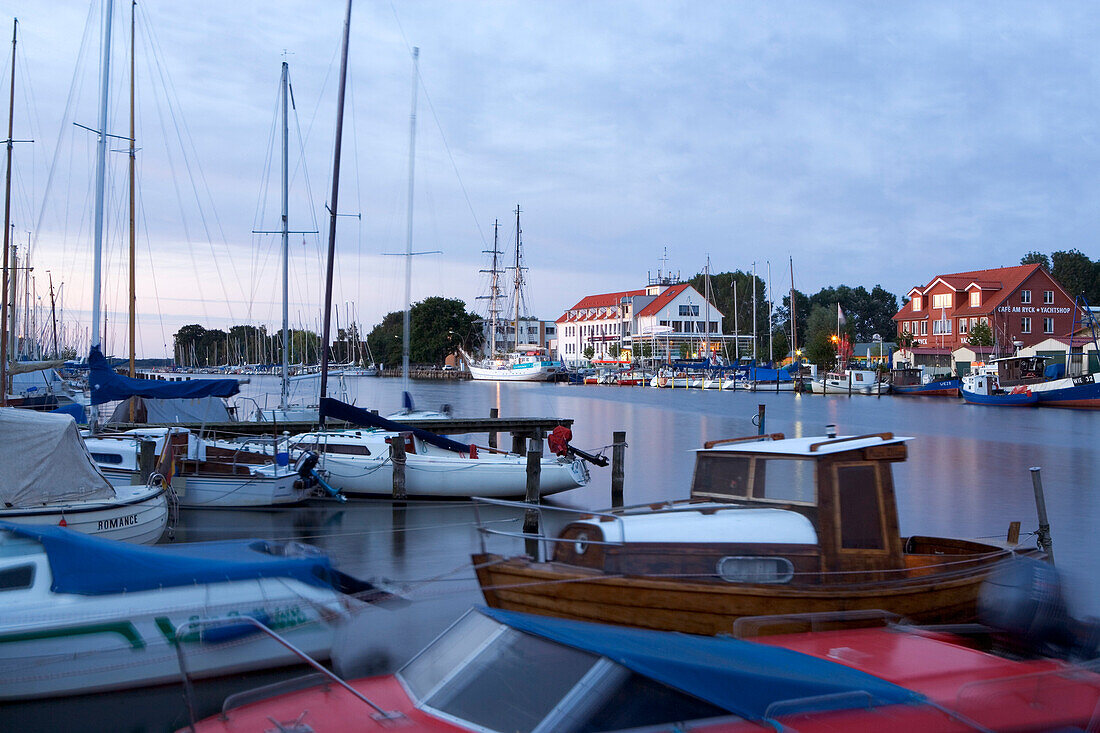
[367,298,484,369]
[1051,249,1100,303]
[803,304,840,368]
[173,324,206,366]
[366,311,404,369]
[688,270,769,356]
[583,344,595,361]
[897,330,916,349]
[967,321,993,347]
[1021,251,1050,271]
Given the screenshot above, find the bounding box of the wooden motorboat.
[473,432,1036,635]
[890,366,961,396]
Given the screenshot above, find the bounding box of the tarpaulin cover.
[320,398,473,454]
[481,607,923,722]
[106,396,232,424]
[0,408,115,507]
[745,366,793,382]
[50,403,88,423]
[88,346,240,405]
[0,521,343,595]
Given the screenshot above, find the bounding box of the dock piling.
[1029,467,1055,563]
[391,433,408,500]
[523,434,543,559]
[138,440,155,484]
[757,404,766,435]
[611,431,626,507]
[488,408,498,450]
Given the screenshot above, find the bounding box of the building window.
[970,290,981,307]
[1021,290,1031,304]
[678,304,699,316]
[920,321,927,336]
[672,321,682,332]
[932,319,952,335]
[970,318,978,330]
[912,296,922,311]
[980,316,989,325]
[959,319,968,334]
[1021,317,1031,334]
[901,321,910,333]
[709,321,718,333]
[932,293,952,309]
[659,320,668,327]
[1044,318,1054,334]
[1044,290,1054,304]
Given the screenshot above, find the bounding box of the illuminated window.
[912,296,922,311]
[932,293,952,309]
[970,290,981,307]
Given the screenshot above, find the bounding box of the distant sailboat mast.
[510,205,525,352]
[90,0,116,428]
[401,47,419,401]
[279,60,290,410]
[0,18,16,405]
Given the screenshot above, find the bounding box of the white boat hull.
[810,378,891,395]
[0,576,354,699]
[99,467,305,509]
[0,484,167,544]
[467,362,561,381]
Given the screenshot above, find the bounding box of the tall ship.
[462,206,564,381]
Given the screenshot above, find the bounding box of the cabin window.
[0,563,34,591]
[835,464,885,550]
[90,452,124,464]
[692,455,751,498]
[716,556,794,584]
[692,454,814,504]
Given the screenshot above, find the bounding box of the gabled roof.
[636,283,692,318]
[556,289,645,323]
[894,264,1053,321]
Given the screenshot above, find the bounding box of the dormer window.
[970,291,981,308]
[911,296,922,311]
[932,293,952,309]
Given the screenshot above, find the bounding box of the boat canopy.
[0,521,345,595]
[481,607,922,721]
[88,346,240,405]
[320,397,473,454]
[106,396,232,424]
[0,408,115,507]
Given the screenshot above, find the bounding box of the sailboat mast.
[789,256,797,358]
[127,0,136,379]
[89,0,115,427]
[751,262,757,363]
[512,205,521,352]
[401,47,419,400]
[48,272,57,358]
[767,260,773,364]
[318,0,353,425]
[704,255,711,358]
[279,60,289,410]
[490,220,499,356]
[733,279,739,361]
[0,18,16,405]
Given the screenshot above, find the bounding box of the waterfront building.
[556,278,725,365]
[893,264,1082,356]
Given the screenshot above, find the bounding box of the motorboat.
[810,369,890,394]
[184,560,1100,732]
[473,431,1035,635]
[84,428,313,508]
[0,521,396,700]
[890,366,961,396]
[963,354,1100,408]
[961,360,1039,406]
[0,408,166,544]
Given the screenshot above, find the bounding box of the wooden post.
[611,430,626,507]
[757,404,766,435]
[137,440,156,485]
[488,407,498,450]
[391,433,408,500]
[512,432,526,456]
[1006,521,1021,545]
[1029,467,1054,563]
[523,434,543,559]
[848,371,853,396]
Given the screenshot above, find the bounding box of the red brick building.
[892,264,1081,351]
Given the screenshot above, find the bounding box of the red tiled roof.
[636,283,692,318]
[556,289,645,323]
[893,264,1046,322]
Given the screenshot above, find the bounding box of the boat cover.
[0,521,344,595]
[88,346,240,405]
[481,607,923,722]
[106,396,232,424]
[0,408,115,507]
[320,398,473,454]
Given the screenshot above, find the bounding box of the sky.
[2,0,1099,358]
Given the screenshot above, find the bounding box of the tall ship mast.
[476,219,504,358]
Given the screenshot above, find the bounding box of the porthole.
[716,556,794,584]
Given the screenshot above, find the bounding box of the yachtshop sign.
[997,305,1073,314]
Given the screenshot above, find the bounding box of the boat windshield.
[400,611,732,733]
[691,454,815,505]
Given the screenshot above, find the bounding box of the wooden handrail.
[809,432,894,452]
[703,432,785,449]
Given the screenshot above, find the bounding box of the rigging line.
[248,71,284,316]
[388,2,487,251]
[137,6,239,321]
[137,172,169,358]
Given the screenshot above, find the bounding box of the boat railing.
[174,615,404,730]
[472,497,628,559]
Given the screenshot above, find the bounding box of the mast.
[0,18,15,405]
[751,261,757,363]
[48,272,58,358]
[512,205,523,352]
[279,60,289,409]
[733,279,739,361]
[703,255,711,359]
[477,219,503,358]
[789,256,797,360]
[90,0,115,428]
[401,47,419,400]
[318,0,353,426]
[767,260,773,363]
[127,0,136,379]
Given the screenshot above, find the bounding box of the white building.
[480,317,557,355]
[556,282,725,366]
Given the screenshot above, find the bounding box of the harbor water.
[6,376,1099,732]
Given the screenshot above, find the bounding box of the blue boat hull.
[893,378,961,397]
[961,389,1037,406]
[1033,376,1100,409]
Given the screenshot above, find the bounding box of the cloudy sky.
[2,0,1098,358]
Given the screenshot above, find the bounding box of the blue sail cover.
[481,607,923,722]
[0,522,340,595]
[88,346,240,405]
[320,397,473,454]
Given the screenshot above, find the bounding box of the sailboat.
[462,206,565,381]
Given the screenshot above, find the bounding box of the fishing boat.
[185,561,1100,733]
[961,360,1040,406]
[890,366,961,396]
[0,408,167,544]
[259,398,588,499]
[0,521,397,699]
[472,431,1034,636]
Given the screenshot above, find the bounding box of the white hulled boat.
[0,409,166,544]
[0,521,394,699]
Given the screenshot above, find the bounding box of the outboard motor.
[979,557,1100,661]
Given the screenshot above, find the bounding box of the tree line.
[1021,249,1100,305]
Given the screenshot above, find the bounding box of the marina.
[4,375,1099,731]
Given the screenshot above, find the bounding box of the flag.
[837,304,847,327]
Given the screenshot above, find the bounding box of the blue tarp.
[87,346,240,405]
[0,522,340,595]
[481,607,923,722]
[745,366,793,382]
[49,403,87,423]
[319,397,473,454]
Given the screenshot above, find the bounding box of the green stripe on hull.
[0,621,144,650]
